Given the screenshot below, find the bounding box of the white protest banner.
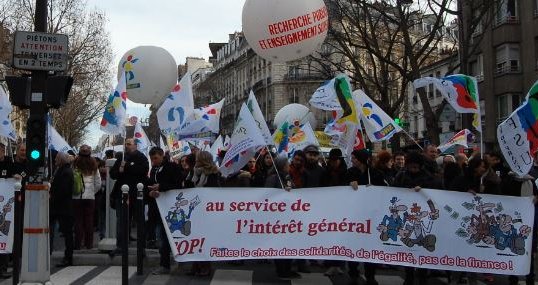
[0,179,15,253]
[156,186,534,275]
[220,103,266,177]
[48,123,73,153]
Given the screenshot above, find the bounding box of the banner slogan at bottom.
[155,186,535,275]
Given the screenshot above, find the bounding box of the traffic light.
[46,76,73,109]
[394,118,402,126]
[5,76,32,109]
[26,112,47,175]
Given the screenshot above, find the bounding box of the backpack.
[73,169,85,197]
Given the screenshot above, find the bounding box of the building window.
[497,93,521,121]
[495,0,518,25]
[534,0,538,17]
[496,44,520,74]
[470,53,484,81]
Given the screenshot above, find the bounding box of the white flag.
[220,103,266,177]
[0,87,16,141]
[247,91,272,145]
[157,73,194,134]
[310,78,342,111]
[100,72,128,135]
[288,122,319,153]
[210,135,225,164]
[438,129,474,153]
[353,90,402,142]
[134,118,151,154]
[48,123,73,153]
[179,99,224,136]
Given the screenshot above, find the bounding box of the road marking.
[86,266,136,285]
[51,266,97,284]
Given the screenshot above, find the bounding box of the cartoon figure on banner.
[377,197,407,243]
[398,200,439,252]
[451,196,531,255]
[0,196,14,236]
[165,192,200,237]
[288,120,306,144]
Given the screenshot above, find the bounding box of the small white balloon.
[274,104,317,129]
[242,0,329,63]
[118,46,177,105]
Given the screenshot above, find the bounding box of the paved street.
[0,261,534,285]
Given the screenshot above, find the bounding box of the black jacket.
[50,164,74,216]
[304,163,324,188]
[393,170,441,189]
[0,157,13,179]
[147,161,182,192]
[110,150,149,199]
[346,166,386,186]
[449,174,499,195]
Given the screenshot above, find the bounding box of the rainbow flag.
[413,74,480,114]
[273,121,289,154]
[438,129,474,153]
[497,80,538,176]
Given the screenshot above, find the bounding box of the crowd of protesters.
[0,138,535,285]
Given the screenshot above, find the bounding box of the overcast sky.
[86,0,246,146]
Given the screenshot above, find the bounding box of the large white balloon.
[118,46,177,105]
[274,104,317,129]
[242,0,329,63]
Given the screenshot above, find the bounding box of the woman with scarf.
[185,151,221,276]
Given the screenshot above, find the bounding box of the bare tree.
[310,0,491,144]
[0,0,113,146]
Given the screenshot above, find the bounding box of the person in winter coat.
[146,147,182,275]
[50,152,75,267]
[346,149,384,285]
[73,145,102,250]
[185,151,221,276]
[265,155,299,280]
[392,151,440,285]
[109,138,149,252]
[251,151,275,187]
[374,150,397,186]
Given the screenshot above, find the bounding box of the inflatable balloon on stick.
[274,103,317,130]
[242,0,329,62]
[118,46,177,105]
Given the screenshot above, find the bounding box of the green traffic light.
[394,118,401,125]
[30,150,41,160]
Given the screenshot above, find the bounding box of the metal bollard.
[121,185,129,285]
[136,183,144,275]
[12,182,22,285]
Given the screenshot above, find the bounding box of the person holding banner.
[146,147,182,275]
[179,154,195,189]
[264,155,298,280]
[392,152,440,285]
[251,152,274,187]
[185,151,221,277]
[303,145,324,188]
[346,149,385,285]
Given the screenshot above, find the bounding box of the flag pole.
[357,118,372,185]
[400,128,424,151]
[266,146,285,190]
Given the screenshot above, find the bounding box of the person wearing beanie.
[346,149,384,285]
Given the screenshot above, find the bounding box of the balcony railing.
[534,9,538,17]
[495,64,521,75]
[284,73,326,81]
[495,15,519,26]
[475,74,484,82]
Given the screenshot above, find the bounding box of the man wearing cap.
[0,142,12,278]
[303,145,324,188]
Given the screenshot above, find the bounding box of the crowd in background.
[0,137,535,285]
